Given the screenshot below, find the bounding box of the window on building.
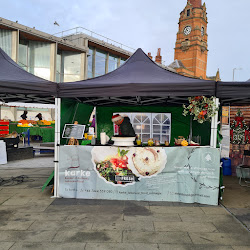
[56,53,62,82]
[187,9,190,17]
[95,49,107,77]
[120,58,127,66]
[108,53,118,72]
[88,47,94,78]
[0,29,12,57]
[18,40,51,80]
[61,51,81,82]
[29,41,51,80]
[19,40,28,71]
[113,112,171,143]
[56,50,81,82]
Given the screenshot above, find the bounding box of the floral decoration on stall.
[230,109,250,144]
[183,96,218,123]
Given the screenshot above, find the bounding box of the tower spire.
[188,0,202,8]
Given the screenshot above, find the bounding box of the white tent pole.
[53,97,61,197]
[210,97,219,148]
[210,97,216,148]
[213,98,220,148]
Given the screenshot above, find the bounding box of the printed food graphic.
[132,148,167,176]
[94,148,138,185]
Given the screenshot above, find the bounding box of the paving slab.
[212,221,250,234]
[189,232,250,246]
[0,220,34,230]
[85,242,159,250]
[53,230,122,243]
[0,230,57,242]
[201,206,230,215]
[123,231,192,244]
[232,247,250,250]
[91,221,154,231]
[149,206,205,214]
[9,242,86,250]
[0,242,15,250]
[28,220,93,231]
[124,213,182,222]
[0,205,50,213]
[154,221,218,233]
[9,212,68,221]
[66,213,124,223]
[158,244,234,250]
[180,214,236,223]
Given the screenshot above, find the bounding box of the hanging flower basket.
[183,96,218,124]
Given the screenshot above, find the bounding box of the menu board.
[62,124,86,139]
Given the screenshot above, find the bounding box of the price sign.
[62,124,86,139]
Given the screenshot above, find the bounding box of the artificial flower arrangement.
[183,96,218,124]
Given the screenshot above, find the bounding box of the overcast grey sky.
[1,0,249,81]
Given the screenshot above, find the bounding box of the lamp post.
[233,68,242,81]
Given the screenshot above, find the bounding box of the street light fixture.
[233,68,242,81]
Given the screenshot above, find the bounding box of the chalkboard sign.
[62,124,86,139]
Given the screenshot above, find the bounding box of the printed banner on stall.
[58,146,220,205]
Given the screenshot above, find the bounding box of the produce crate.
[0,120,9,136]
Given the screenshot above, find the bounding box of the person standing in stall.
[112,114,135,137]
[20,111,28,120]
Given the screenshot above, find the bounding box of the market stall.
[9,124,55,143]
[56,48,221,205]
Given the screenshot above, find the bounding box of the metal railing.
[53,27,135,52]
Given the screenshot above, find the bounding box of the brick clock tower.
[174,0,208,79]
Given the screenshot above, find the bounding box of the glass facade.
[87,47,94,78]
[108,53,118,72]
[0,29,12,57]
[56,51,81,82]
[87,46,128,79]
[18,40,51,80]
[62,51,81,82]
[120,58,127,66]
[95,50,106,77]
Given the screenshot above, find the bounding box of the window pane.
[88,47,94,78]
[163,118,170,125]
[142,125,150,133]
[153,125,161,133]
[95,53,106,76]
[28,41,51,80]
[18,42,28,68]
[162,125,170,134]
[142,134,150,143]
[153,134,161,141]
[120,58,126,66]
[0,29,12,57]
[108,54,118,72]
[61,51,81,82]
[134,125,141,134]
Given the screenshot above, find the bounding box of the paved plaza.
[0,156,249,250]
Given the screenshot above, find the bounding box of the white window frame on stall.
[113,112,171,143]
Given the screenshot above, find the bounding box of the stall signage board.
[62,124,85,139]
[58,146,220,205]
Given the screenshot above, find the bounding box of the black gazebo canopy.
[0,48,57,103]
[58,48,217,106]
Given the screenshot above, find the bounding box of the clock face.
[201,27,205,36]
[183,26,192,35]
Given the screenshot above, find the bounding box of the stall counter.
[58,145,220,205]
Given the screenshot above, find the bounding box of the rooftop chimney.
[188,0,202,8]
[148,52,153,60]
[155,48,162,64]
